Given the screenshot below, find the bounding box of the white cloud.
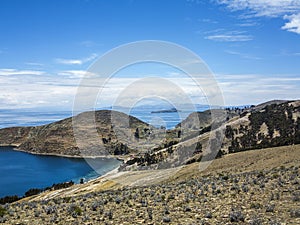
[282,13,300,34]
[205,31,253,42]
[216,0,300,17]
[0,68,298,110]
[55,53,97,65]
[0,72,79,109]
[0,69,44,76]
[55,59,82,65]
[216,73,300,105]
[58,70,96,78]
[96,74,300,107]
[216,0,300,34]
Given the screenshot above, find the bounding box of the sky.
[0,0,300,110]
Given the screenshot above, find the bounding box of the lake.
[0,105,209,198]
[0,146,121,197]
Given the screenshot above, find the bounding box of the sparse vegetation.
[0,181,74,205]
[0,101,299,224]
[227,102,300,153]
[1,145,299,224]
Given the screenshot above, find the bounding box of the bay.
[0,146,121,197]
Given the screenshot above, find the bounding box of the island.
[151,107,180,113]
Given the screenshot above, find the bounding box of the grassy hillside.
[119,100,300,171]
[0,100,300,224]
[1,144,299,224]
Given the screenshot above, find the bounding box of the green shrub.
[73,206,82,216]
[0,206,7,217]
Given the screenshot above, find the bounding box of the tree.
[134,128,139,139]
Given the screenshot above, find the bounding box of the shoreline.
[5,146,126,162]
[10,146,127,183]
[90,165,121,182]
[0,146,126,198]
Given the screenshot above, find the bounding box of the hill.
[0,100,300,224]
[1,144,299,224]
[0,100,299,166]
[223,100,300,153]
[0,110,150,157]
[120,100,300,171]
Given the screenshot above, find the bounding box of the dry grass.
[2,144,300,224]
[27,144,300,202]
[169,144,300,182]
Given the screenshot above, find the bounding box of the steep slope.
[0,110,150,157]
[0,126,31,147]
[223,100,300,153]
[120,100,300,170]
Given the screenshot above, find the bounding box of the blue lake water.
[0,146,121,197]
[0,105,209,198]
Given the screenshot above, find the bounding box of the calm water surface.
[0,147,121,197]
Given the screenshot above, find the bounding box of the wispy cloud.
[25,62,44,66]
[205,30,253,42]
[216,0,300,17]
[58,70,96,78]
[215,0,300,34]
[55,53,97,65]
[0,69,44,76]
[237,20,259,27]
[216,73,300,105]
[225,50,261,60]
[55,58,83,65]
[279,50,300,57]
[80,40,96,47]
[199,18,218,24]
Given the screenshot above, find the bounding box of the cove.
[0,147,121,197]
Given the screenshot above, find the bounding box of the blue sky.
[0,0,300,110]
